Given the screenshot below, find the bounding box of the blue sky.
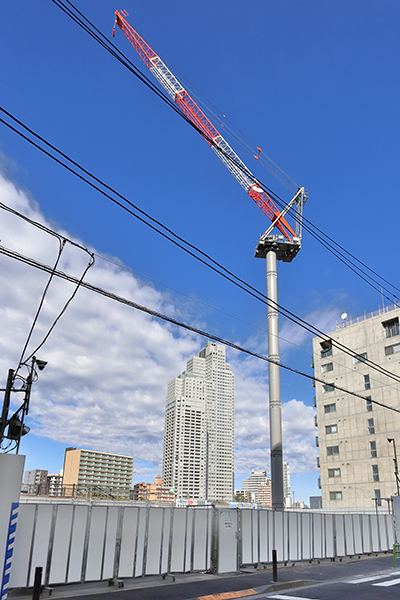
[0,0,399,503]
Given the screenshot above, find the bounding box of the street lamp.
[0,356,47,453]
[388,438,400,496]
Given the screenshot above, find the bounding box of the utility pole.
[0,369,15,445]
[0,357,47,453]
[388,438,400,496]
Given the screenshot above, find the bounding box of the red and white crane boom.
[113,10,299,242]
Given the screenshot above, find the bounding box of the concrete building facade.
[62,447,134,490]
[22,469,48,495]
[283,462,291,507]
[47,473,62,496]
[313,304,400,509]
[242,469,269,502]
[163,341,234,501]
[133,474,175,502]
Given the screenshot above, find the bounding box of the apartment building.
[62,447,134,490]
[313,304,400,509]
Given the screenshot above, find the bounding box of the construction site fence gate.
[8,504,394,587]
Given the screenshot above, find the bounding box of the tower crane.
[113,10,306,261]
[114,10,308,509]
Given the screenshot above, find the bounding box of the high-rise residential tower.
[313,304,400,509]
[163,341,234,501]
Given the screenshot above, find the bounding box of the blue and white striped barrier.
[1,502,19,600]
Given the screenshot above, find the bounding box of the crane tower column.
[255,187,306,510]
[266,249,284,510]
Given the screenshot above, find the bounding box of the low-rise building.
[133,474,175,502]
[47,473,62,496]
[22,469,48,495]
[62,447,134,492]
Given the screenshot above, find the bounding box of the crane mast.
[114,10,308,510]
[113,10,304,244]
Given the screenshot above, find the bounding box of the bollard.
[32,566,42,600]
[272,549,278,582]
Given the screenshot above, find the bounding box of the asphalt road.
[8,554,398,600]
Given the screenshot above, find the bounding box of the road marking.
[198,590,257,600]
[373,577,400,587]
[347,571,395,584]
[268,596,314,600]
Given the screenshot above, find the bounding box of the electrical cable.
[1,198,96,374]
[17,239,66,369]
[51,0,400,308]
[22,252,95,366]
[1,107,399,385]
[1,241,398,415]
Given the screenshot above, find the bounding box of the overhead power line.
[0,240,398,415]
[1,107,400,386]
[50,0,400,306]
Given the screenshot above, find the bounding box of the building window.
[366,396,373,412]
[370,441,377,458]
[315,436,319,447]
[364,374,371,390]
[329,491,342,500]
[372,465,379,482]
[321,362,333,374]
[320,340,332,358]
[327,445,339,456]
[374,489,382,507]
[322,383,335,393]
[354,352,367,364]
[382,317,399,339]
[385,343,400,356]
[325,424,338,434]
[328,468,341,478]
[321,347,332,358]
[368,418,375,434]
[324,403,336,414]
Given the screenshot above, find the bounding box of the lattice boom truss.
[114,10,294,240]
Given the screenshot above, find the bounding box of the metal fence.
[9,502,394,588]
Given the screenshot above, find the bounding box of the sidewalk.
[8,552,395,600]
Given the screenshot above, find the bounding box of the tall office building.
[283,462,291,507]
[163,341,234,501]
[313,304,400,509]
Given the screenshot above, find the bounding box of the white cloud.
[0,171,319,483]
[0,173,200,467]
[230,350,317,477]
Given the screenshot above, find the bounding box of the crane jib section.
[115,11,294,240]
